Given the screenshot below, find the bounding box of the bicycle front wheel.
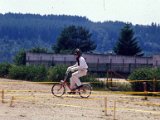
[51,84,65,97]
[79,84,92,98]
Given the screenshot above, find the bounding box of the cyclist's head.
[74,48,82,56]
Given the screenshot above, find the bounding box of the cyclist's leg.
[71,70,87,88]
[68,75,77,94]
[70,76,76,90]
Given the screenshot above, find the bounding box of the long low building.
[26,52,160,73]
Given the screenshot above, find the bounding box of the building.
[26,52,160,73]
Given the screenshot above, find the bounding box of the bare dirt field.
[0,78,160,120]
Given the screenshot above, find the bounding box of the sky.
[0,0,160,25]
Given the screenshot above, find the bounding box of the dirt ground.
[0,78,160,120]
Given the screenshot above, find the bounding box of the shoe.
[76,85,83,89]
[60,80,65,83]
[67,91,76,94]
[71,85,83,91]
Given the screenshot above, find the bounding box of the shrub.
[9,65,47,81]
[48,65,67,82]
[153,68,160,91]
[28,65,47,82]
[154,68,160,79]
[9,65,27,80]
[13,49,26,65]
[0,63,11,77]
[128,68,155,91]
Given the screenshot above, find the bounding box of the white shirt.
[73,56,88,70]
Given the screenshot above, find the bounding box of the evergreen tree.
[29,47,48,53]
[53,25,96,53]
[13,49,26,65]
[113,24,143,56]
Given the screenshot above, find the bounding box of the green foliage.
[9,65,28,80]
[13,49,26,65]
[128,68,154,80]
[8,65,47,81]
[128,68,158,91]
[114,24,143,56]
[0,63,11,77]
[32,65,47,81]
[153,68,160,79]
[152,68,160,91]
[53,25,96,53]
[48,65,67,82]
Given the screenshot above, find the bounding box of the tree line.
[0,13,160,62]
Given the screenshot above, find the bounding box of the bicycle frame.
[62,71,84,92]
[60,80,72,91]
[60,80,83,92]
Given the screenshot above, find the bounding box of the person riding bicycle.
[64,48,88,94]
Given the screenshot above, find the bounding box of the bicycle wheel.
[79,84,92,98]
[51,84,65,97]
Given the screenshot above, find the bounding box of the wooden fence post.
[1,89,4,103]
[104,97,107,116]
[10,96,15,107]
[113,101,116,120]
[143,82,148,100]
[153,77,156,92]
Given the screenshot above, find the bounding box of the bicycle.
[51,79,92,98]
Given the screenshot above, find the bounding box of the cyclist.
[64,48,88,94]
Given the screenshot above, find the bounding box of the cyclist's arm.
[64,63,78,81]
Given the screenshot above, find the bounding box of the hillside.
[0,13,160,62]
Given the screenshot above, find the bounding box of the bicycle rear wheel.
[51,84,65,97]
[79,84,92,98]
